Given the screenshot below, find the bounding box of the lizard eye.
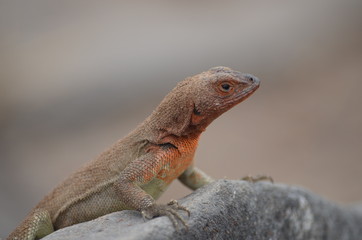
[221,83,230,91]
[218,82,234,93]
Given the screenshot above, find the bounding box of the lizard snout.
[242,73,260,86]
[236,73,260,89]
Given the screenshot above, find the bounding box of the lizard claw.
[167,199,190,217]
[141,200,190,230]
[242,174,274,183]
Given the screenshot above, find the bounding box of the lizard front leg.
[7,209,54,240]
[178,165,214,190]
[180,166,273,187]
[113,146,189,229]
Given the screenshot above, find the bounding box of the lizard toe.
[168,199,190,217]
[242,174,274,183]
[141,202,189,230]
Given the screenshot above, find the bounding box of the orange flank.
[156,134,199,184]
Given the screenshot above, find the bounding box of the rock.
[43,180,362,240]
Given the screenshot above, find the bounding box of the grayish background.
[1,0,361,237]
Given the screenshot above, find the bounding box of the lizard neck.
[138,84,197,142]
[130,78,217,143]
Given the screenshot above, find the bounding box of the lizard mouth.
[240,83,259,99]
[223,82,260,107]
[229,73,260,105]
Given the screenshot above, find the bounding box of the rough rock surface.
[43,180,362,240]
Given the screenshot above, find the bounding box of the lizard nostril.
[243,74,260,85]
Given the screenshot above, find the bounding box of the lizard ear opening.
[191,104,204,125]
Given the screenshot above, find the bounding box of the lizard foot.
[141,200,190,230]
[242,174,274,183]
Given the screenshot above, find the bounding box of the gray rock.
[43,180,362,240]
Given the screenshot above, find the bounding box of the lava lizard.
[7,66,260,240]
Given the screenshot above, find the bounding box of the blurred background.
[1,0,361,237]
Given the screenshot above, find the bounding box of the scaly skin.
[7,66,260,239]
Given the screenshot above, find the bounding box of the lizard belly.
[54,184,126,229]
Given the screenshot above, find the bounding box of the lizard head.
[189,66,260,130]
[147,66,260,139]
